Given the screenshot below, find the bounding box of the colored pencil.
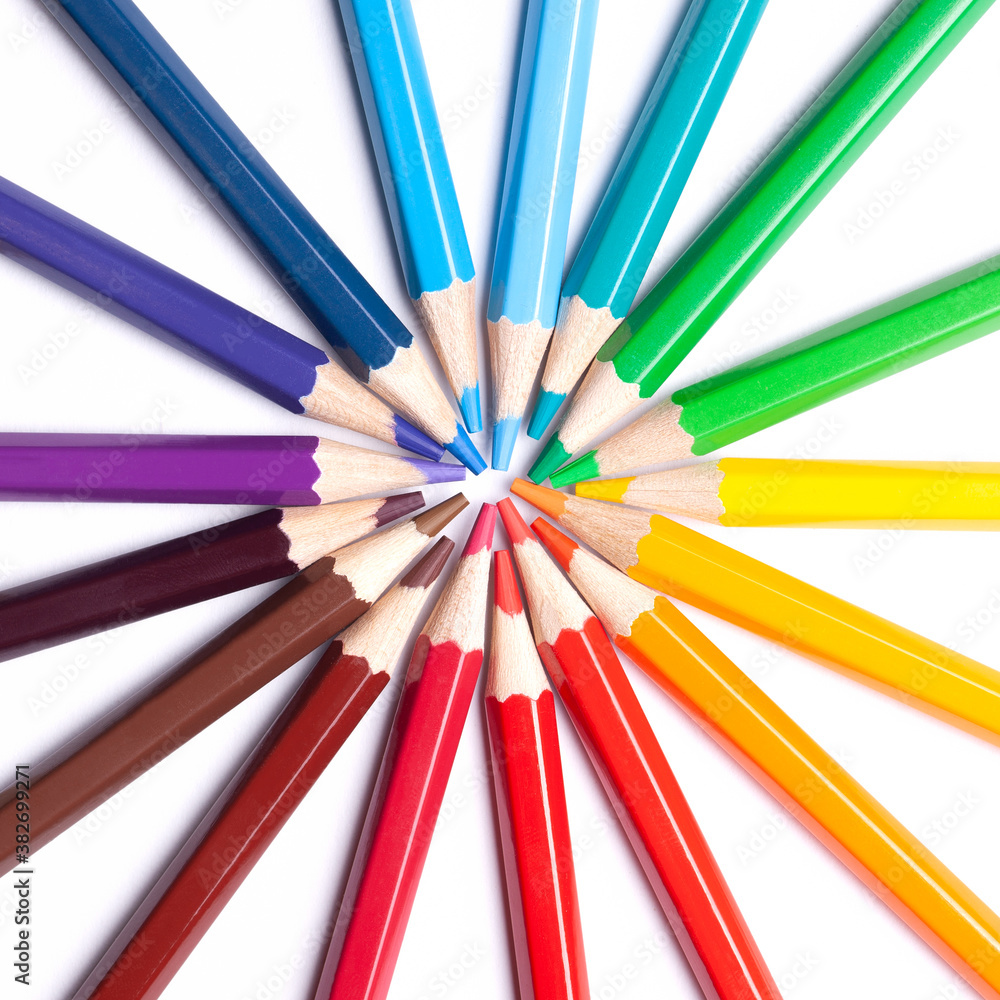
[498,499,779,1000]
[486,550,590,1000]
[0,493,423,663]
[0,494,467,875]
[0,176,443,460]
[40,0,486,473]
[511,481,1000,747]
[529,0,993,484]
[69,539,453,1000]
[336,0,481,433]
[577,459,1000,527]
[527,0,770,440]
[314,503,496,1000]
[535,519,1000,1000]
[0,433,462,504]
[551,255,1000,485]
[487,0,600,470]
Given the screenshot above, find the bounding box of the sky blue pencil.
[41,0,485,474]
[338,0,482,434]
[527,0,771,440]
[486,0,600,470]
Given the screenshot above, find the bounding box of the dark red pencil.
[315,502,497,1000]
[486,549,590,1000]
[68,538,454,1000]
[498,499,780,1000]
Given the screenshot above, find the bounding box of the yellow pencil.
[576,459,1000,528]
[510,479,1000,748]
[533,516,1000,1000]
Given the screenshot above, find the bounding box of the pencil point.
[463,502,498,556]
[491,416,520,471]
[574,477,629,503]
[411,458,467,484]
[414,493,469,536]
[392,415,446,460]
[445,426,487,475]
[374,491,425,526]
[458,385,483,434]
[528,433,570,484]
[550,450,599,488]
[531,517,578,572]
[510,479,567,519]
[493,550,523,615]
[497,498,532,546]
[527,389,565,440]
[400,536,455,588]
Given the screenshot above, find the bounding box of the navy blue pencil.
[40,0,485,474]
[0,176,442,460]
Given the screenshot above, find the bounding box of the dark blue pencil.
[39,0,485,474]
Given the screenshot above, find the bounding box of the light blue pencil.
[527,0,771,440]
[338,0,482,433]
[487,0,600,471]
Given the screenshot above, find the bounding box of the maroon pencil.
[0,494,467,874]
[67,538,454,1000]
[0,493,425,662]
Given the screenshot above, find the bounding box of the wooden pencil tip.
[531,518,578,572]
[374,491,425,525]
[414,492,469,536]
[462,502,497,557]
[493,550,523,615]
[497,497,533,546]
[510,479,566,518]
[400,536,455,588]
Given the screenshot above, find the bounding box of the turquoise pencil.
[527,0,771,440]
[487,0,600,470]
[337,0,482,434]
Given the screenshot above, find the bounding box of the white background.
[3,1,1000,998]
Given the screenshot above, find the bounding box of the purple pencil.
[0,433,464,504]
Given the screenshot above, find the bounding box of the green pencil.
[549,255,1000,485]
[530,0,995,484]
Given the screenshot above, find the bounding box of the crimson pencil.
[69,539,454,1000]
[0,493,424,662]
[486,550,590,1000]
[0,495,467,874]
[314,503,497,1000]
[498,499,779,1000]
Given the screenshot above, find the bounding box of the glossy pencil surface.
[338,0,481,432]
[0,175,443,459]
[41,0,485,472]
[317,504,496,1000]
[486,550,590,1000]
[487,0,600,469]
[512,482,1000,749]
[529,0,769,439]
[540,525,1000,1000]
[498,499,779,1000]
[530,0,993,482]
[0,433,462,504]
[0,494,423,662]
[71,539,454,1000]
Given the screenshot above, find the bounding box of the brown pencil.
[0,494,467,874]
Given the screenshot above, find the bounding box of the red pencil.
[69,539,455,1000]
[486,549,590,1000]
[315,503,497,1000]
[497,498,780,1000]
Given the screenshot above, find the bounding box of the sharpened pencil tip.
[445,426,487,474]
[414,493,469,536]
[400,536,455,587]
[531,518,578,572]
[463,503,497,556]
[510,479,566,519]
[497,498,532,545]
[393,415,446,460]
[374,491,425,526]
[550,450,599,488]
[528,433,571,484]
[574,478,629,503]
[493,550,523,615]
[491,417,519,471]
[527,389,565,440]
[458,385,483,434]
